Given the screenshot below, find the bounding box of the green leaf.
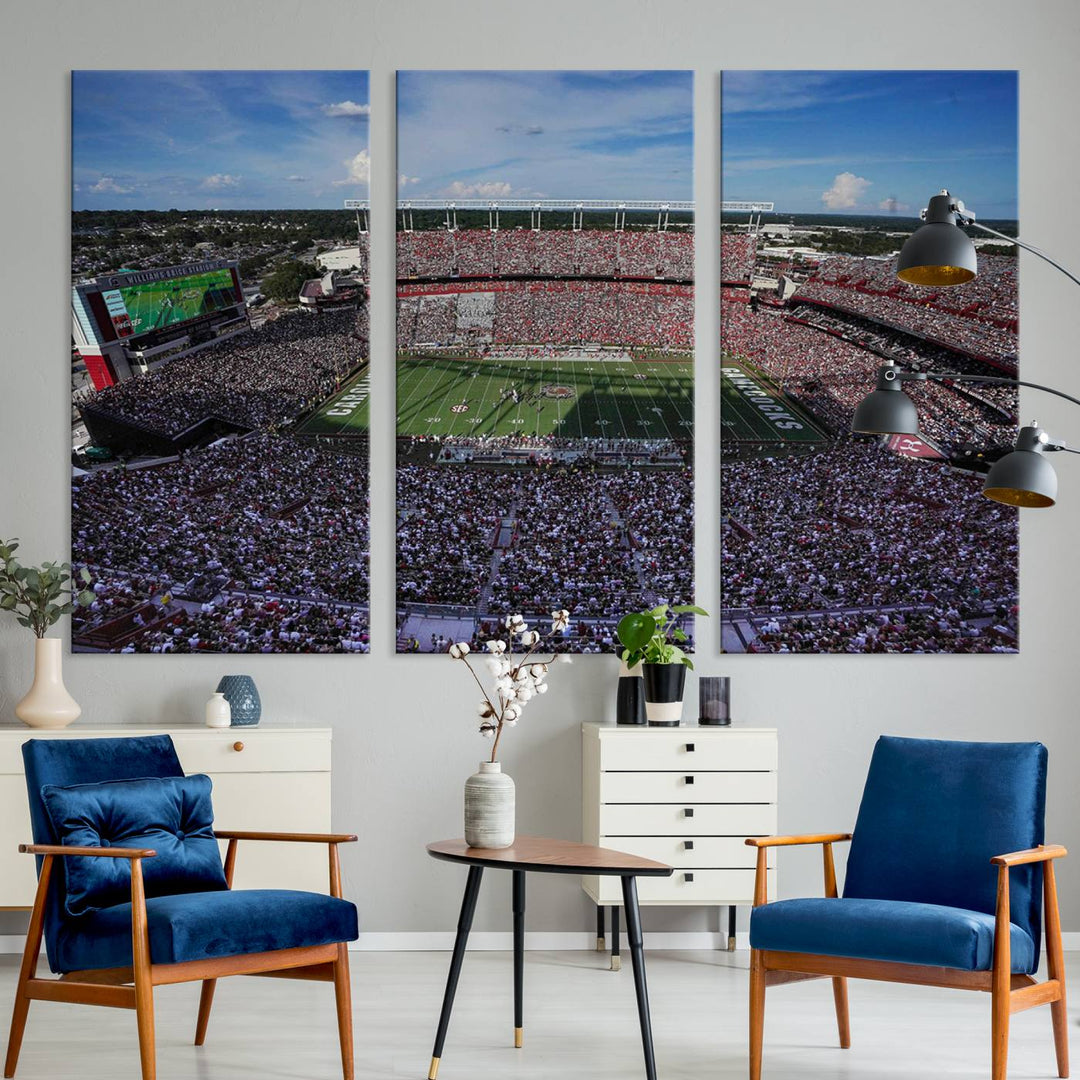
[16,616,31,628]
[649,604,670,618]
[673,628,687,641]
[0,594,16,610]
[682,657,695,670]
[616,612,656,652]
[78,590,95,606]
[671,604,710,617]
[80,568,92,583]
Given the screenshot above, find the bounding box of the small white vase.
[205,692,231,728]
[15,638,81,729]
[464,761,515,849]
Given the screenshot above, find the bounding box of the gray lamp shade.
[896,222,977,286]
[851,386,920,435]
[983,449,1058,508]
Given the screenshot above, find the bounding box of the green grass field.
[720,358,827,444]
[295,366,371,435]
[394,354,693,439]
[118,268,238,336]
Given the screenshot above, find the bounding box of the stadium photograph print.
[70,71,371,654]
[720,70,1019,654]
[395,70,695,654]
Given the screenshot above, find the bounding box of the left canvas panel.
[71,71,371,653]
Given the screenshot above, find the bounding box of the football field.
[118,268,238,336]
[295,366,371,435]
[721,358,827,444]
[396,354,693,439]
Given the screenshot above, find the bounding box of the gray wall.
[2,0,1079,939]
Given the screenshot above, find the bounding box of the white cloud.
[202,173,241,190]
[284,174,308,183]
[879,196,910,213]
[332,149,370,187]
[445,180,513,198]
[822,172,871,210]
[90,176,134,195]
[321,100,370,119]
[399,173,420,186]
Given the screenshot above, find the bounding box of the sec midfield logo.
[541,385,575,400]
[450,403,470,413]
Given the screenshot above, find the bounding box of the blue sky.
[397,71,693,201]
[73,71,370,210]
[722,71,1018,218]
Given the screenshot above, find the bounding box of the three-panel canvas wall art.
[69,68,1019,655]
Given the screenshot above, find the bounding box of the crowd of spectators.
[721,441,1018,653]
[721,233,758,283]
[397,228,694,281]
[72,433,369,653]
[794,253,1018,366]
[398,280,693,351]
[82,308,367,438]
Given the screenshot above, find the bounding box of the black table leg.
[596,903,606,951]
[610,903,621,971]
[621,875,658,1080]
[513,869,525,1049]
[429,865,483,1080]
[728,904,737,952]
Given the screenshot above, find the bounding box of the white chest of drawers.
[0,725,333,907]
[582,722,777,956]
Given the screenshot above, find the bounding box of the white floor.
[0,950,1074,1079]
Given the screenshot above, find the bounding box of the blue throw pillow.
[41,774,228,917]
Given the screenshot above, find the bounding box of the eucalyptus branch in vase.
[450,609,571,763]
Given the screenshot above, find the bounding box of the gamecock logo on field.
[450,404,470,413]
[542,385,575,400]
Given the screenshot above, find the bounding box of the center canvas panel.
[71,71,371,653]
[720,70,1019,654]
[395,71,695,654]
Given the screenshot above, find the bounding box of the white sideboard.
[582,722,777,958]
[0,726,333,907]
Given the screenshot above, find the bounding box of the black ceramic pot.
[642,663,686,726]
[616,660,646,725]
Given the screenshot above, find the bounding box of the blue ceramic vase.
[216,675,261,727]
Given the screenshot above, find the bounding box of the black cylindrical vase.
[616,661,646,725]
[642,663,686,727]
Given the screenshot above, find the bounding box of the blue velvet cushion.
[41,774,228,917]
[843,736,1047,957]
[750,897,1036,973]
[53,889,359,972]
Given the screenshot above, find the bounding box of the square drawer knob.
[685,743,695,753]
[684,808,694,818]
[684,775,695,785]
[684,840,694,851]
[684,873,695,883]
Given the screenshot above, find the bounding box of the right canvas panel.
[720,71,1019,654]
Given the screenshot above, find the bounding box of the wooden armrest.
[213,830,358,844]
[746,833,852,849]
[19,843,157,859]
[991,844,1067,867]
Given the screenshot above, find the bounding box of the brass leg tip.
[610,955,622,972]
[428,1057,440,1079]
[728,936,737,952]
[595,937,605,951]
[514,1027,523,1048]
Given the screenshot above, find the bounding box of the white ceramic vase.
[205,691,231,728]
[464,761,515,849]
[15,638,81,729]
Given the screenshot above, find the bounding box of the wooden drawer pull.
[232,741,245,752]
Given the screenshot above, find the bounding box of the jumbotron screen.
[102,267,240,338]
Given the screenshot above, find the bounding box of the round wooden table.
[425,836,673,1080]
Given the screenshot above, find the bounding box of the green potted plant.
[0,539,94,728]
[617,603,709,726]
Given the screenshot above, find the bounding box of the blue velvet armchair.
[747,736,1068,1080]
[3,735,359,1080]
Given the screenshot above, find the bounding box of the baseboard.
[3,931,1079,954]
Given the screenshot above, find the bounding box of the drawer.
[599,731,776,772]
[590,868,775,906]
[600,802,776,837]
[601,836,772,870]
[173,730,332,774]
[601,770,776,804]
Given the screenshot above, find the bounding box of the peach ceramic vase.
[15,638,81,728]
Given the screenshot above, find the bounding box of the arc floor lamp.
[851,190,1080,508]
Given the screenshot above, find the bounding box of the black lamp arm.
[887,368,1080,413]
[962,220,1080,291]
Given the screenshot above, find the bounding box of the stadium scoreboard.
[73,260,246,391]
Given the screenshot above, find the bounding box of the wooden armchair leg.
[1044,861,1069,1079]
[131,860,156,1080]
[333,943,354,1080]
[4,856,52,1079]
[194,979,217,1046]
[749,949,766,1080]
[831,977,851,1049]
